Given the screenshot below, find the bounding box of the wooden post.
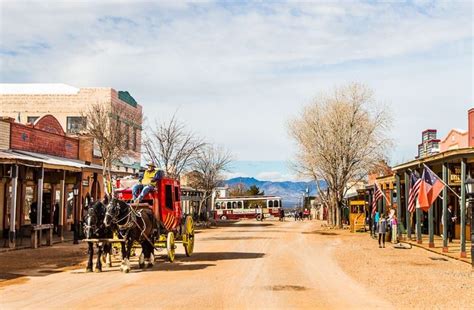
[8,165,18,249]
[378,196,382,216]
[460,159,467,258]
[442,163,448,252]
[405,171,411,240]
[368,188,373,236]
[396,174,402,240]
[381,186,386,214]
[428,202,434,247]
[416,207,422,244]
[58,171,66,241]
[36,167,44,247]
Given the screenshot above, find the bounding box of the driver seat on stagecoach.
[132,162,163,203]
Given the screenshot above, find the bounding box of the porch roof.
[0,150,103,172]
[392,147,474,173]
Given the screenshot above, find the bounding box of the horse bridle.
[84,208,100,237]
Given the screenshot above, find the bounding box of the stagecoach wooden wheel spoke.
[184,215,194,257]
[166,231,175,262]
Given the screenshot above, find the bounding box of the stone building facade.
[0,84,143,173]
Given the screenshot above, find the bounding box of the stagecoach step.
[82,238,126,243]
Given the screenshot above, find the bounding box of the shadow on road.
[158,263,216,271]
[201,236,274,241]
[217,222,274,228]
[229,230,293,234]
[302,231,339,236]
[181,252,265,262]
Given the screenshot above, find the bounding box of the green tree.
[247,185,264,196]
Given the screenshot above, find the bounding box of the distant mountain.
[224,177,326,208]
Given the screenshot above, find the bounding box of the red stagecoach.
[115,176,194,262]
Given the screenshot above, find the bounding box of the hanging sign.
[448,165,461,186]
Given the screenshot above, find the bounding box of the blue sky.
[1,0,472,181]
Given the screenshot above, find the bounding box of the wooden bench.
[30,224,54,249]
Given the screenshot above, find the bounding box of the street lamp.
[73,186,79,244]
[464,175,474,268]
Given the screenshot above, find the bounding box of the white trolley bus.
[213,196,282,220]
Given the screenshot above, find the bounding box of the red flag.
[418,167,444,211]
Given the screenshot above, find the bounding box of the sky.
[1,0,472,181]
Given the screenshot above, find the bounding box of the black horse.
[83,201,113,272]
[103,198,157,273]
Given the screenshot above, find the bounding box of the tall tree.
[289,83,391,227]
[143,115,205,179]
[188,145,232,219]
[82,102,141,197]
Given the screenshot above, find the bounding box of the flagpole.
[422,164,460,200]
[375,182,392,207]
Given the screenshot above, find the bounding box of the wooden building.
[0,115,126,248]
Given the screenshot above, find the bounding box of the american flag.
[408,172,421,213]
[371,183,383,214]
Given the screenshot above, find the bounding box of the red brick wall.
[469,108,474,147]
[33,114,65,135]
[11,122,78,159]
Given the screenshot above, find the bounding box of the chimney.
[469,108,474,147]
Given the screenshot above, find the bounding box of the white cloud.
[0,1,472,166]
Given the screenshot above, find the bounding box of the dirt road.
[0,220,393,309]
[4,219,472,310]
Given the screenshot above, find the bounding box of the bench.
[30,224,54,248]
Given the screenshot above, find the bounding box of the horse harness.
[113,203,161,252]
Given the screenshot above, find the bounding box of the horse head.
[83,201,103,239]
[104,198,118,227]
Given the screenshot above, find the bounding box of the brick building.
[0,115,113,248]
[0,83,143,173]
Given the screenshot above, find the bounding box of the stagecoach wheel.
[184,215,194,257]
[166,231,175,263]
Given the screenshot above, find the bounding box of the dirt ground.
[0,220,472,309]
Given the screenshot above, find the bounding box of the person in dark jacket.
[378,214,388,248]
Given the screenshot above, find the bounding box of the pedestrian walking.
[378,214,387,248]
[279,208,285,222]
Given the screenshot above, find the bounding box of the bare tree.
[143,115,205,179]
[188,145,232,220]
[82,102,141,197]
[289,83,392,227]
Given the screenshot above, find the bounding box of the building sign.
[448,165,461,186]
[82,180,89,187]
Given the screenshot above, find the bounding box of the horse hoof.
[147,263,153,268]
[106,263,112,268]
[123,268,130,274]
[139,263,145,269]
[94,268,102,273]
[86,268,93,273]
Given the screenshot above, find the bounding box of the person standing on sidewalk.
[391,214,398,243]
[447,205,457,243]
[378,214,387,248]
[373,211,380,239]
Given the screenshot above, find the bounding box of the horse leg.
[138,245,145,269]
[122,239,132,273]
[146,241,154,268]
[95,244,103,272]
[120,240,127,272]
[105,243,112,267]
[86,242,93,272]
